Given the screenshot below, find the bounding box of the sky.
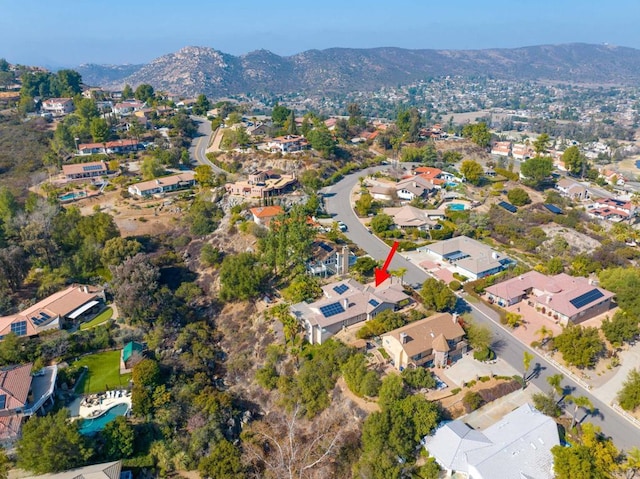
[3,0,640,68]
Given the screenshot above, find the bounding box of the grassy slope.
[74,350,131,394]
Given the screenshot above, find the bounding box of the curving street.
[188,116,226,174]
[322,167,640,450]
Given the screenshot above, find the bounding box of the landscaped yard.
[74,350,131,394]
[79,307,113,330]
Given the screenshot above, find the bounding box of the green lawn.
[80,307,114,330]
[74,350,131,394]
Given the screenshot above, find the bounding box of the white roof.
[425,404,559,479]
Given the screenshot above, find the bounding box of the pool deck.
[68,390,132,419]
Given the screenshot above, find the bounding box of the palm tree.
[567,395,593,429]
[390,267,408,286]
[547,373,564,400]
[523,351,534,386]
[536,325,554,346]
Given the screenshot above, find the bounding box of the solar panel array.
[368,299,380,307]
[569,289,604,309]
[319,302,345,318]
[544,204,563,214]
[82,164,104,172]
[498,201,518,213]
[317,242,333,253]
[11,321,27,336]
[333,284,349,295]
[31,312,52,326]
[0,395,7,410]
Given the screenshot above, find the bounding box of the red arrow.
[374,241,399,287]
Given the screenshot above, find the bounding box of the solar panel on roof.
[10,321,27,336]
[569,289,605,309]
[544,204,563,214]
[319,302,345,318]
[498,201,518,213]
[0,395,6,409]
[318,242,333,253]
[333,284,349,295]
[443,250,470,261]
[40,312,51,319]
[368,299,380,307]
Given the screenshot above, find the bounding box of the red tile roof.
[0,363,32,411]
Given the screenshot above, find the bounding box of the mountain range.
[75,43,640,98]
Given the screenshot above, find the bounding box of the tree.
[617,368,640,411]
[271,103,292,126]
[547,373,565,399]
[122,84,133,99]
[132,358,161,416]
[0,447,8,479]
[109,253,160,324]
[90,117,110,143]
[533,133,551,155]
[562,145,588,176]
[401,367,436,390]
[140,157,164,180]
[378,374,406,410]
[16,409,91,474]
[532,392,562,417]
[355,192,374,216]
[102,416,135,459]
[601,311,640,347]
[282,274,322,303]
[599,267,640,317]
[219,252,267,301]
[420,278,457,312]
[623,447,640,479]
[199,439,245,479]
[523,351,534,386]
[462,391,483,412]
[442,150,463,164]
[193,164,215,187]
[462,122,491,148]
[307,125,336,157]
[352,256,378,277]
[187,196,222,236]
[507,187,531,206]
[370,213,394,233]
[519,156,553,189]
[134,83,155,103]
[466,320,493,355]
[342,353,381,397]
[566,395,594,429]
[460,160,484,185]
[554,325,604,368]
[100,237,142,268]
[192,94,211,116]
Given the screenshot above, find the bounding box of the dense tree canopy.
[462,122,491,148]
[420,278,457,312]
[16,409,91,474]
[554,324,604,368]
[459,160,484,185]
[519,156,553,189]
[219,252,267,301]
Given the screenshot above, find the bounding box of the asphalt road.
[188,116,225,174]
[322,168,640,450]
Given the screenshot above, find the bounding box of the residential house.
[414,166,457,186]
[490,141,511,157]
[225,170,297,199]
[306,242,355,277]
[113,100,145,116]
[0,363,58,444]
[267,135,309,153]
[120,341,145,373]
[246,123,269,137]
[249,205,284,228]
[290,279,410,345]
[395,176,436,201]
[77,139,143,155]
[22,460,130,479]
[369,185,394,201]
[127,172,196,197]
[41,98,74,116]
[419,236,513,280]
[424,403,559,479]
[382,313,466,369]
[593,197,636,217]
[600,169,627,187]
[0,285,105,340]
[511,143,533,160]
[324,118,338,130]
[62,161,108,180]
[485,271,614,325]
[384,205,445,231]
[556,178,590,201]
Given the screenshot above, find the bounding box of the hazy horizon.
[3,0,640,67]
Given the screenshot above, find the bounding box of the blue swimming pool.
[59,191,87,202]
[79,403,129,435]
[447,203,465,211]
[445,181,458,187]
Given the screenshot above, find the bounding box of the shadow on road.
[491,337,508,354]
[527,362,546,381]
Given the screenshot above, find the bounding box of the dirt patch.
[540,224,602,254]
[335,377,380,414]
[435,377,521,419]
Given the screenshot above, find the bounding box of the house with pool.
[418,236,514,280]
[0,363,58,444]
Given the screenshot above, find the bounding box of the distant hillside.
[76,63,144,87]
[83,43,640,97]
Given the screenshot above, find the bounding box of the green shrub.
[473,347,495,362]
[449,280,462,291]
[479,376,490,382]
[462,391,483,412]
[450,387,461,395]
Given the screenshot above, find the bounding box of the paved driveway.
[433,355,520,388]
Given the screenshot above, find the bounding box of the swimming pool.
[445,181,458,187]
[59,191,87,202]
[79,402,129,435]
[447,203,465,211]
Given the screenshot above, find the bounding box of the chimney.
[343,298,349,310]
[341,246,349,275]
[452,313,459,324]
[492,251,499,259]
[83,285,89,294]
[400,332,408,344]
